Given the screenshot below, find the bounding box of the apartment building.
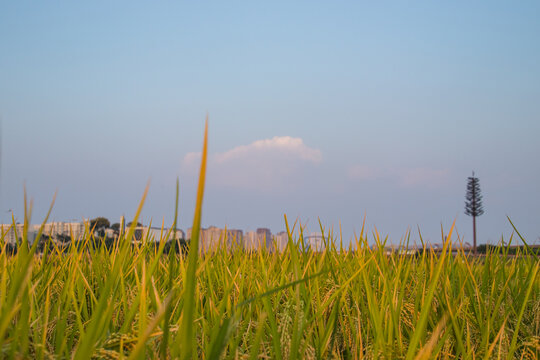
[132,226,185,243]
[257,228,272,249]
[0,224,39,245]
[273,231,289,252]
[307,232,325,252]
[244,228,272,251]
[186,226,243,253]
[42,222,86,240]
[244,231,257,251]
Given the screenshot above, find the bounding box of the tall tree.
[89,217,110,237]
[465,172,484,254]
[110,223,121,237]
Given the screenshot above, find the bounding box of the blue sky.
[1,1,539,245]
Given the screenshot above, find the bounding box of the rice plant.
[0,122,538,359]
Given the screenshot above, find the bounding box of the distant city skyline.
[1,1,539,245]
[1,221,290,252]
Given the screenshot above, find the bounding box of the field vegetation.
[1,124,538,359]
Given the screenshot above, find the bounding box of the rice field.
[1,124,538,359]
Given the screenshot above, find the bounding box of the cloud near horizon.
[182,136,322,190]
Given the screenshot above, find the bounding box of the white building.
[186,226,243,253]
[307,232,325,252]
[132,226,185,243]
[244,231,257,251]
[1,224,24,244]
[244,228,272,251]
[273,231,289,252]
[0,224,39,245]
[42,222,86,241]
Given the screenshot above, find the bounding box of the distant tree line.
[1,216,190,255]
[1,237,190,255]
[476,244,540,256]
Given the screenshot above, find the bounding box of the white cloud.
[183,152,202,166]
[214,136,322,164]
[182,136,322,190]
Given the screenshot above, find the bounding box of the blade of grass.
[405,221,454,360]
[179,117,208,360]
